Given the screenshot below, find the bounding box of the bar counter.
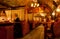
[0,22,30,39]
[0,22,14,26]
[0,22,14,39]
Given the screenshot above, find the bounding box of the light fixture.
[31,2,39,7]
[56,5,60,12]
[31,3,34,7]
[37,3,39,7]
[52,12,55,16]
[40,13,46,17]
[56,8,60,12]
[35,3,37,6]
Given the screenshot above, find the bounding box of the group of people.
[44,15,60,39]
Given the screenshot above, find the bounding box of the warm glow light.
[33,17,39,21]
[7,18,12,22]
[31,3,33,7]
[52,20,55,22]
[36,17,39,21]
[0,16,7,22]
[56,8,60,12]
[52,12,55,16]
[39,10,44,12]
[34,5,35,7]
[33,17,35,21]
[56,5,60,12]
[31,2,39,7]
[37,4,39,7]
[35,3,37,6]
[44,18,46,22]
[39,18,42,22]
[54,0,59,2]
[39,7,44,12]
[40,13,44,16]
[7,18,10,20]
[40,13,46,17]
[33,0,37,2]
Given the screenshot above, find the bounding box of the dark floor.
[16,24,44,39]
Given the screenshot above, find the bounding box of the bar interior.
[0,0,60,39]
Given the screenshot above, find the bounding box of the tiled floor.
[16,24,44,39]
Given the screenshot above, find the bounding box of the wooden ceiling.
[0,0,60,10]
[0,0,31,7]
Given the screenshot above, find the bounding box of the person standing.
[14,14,23,39]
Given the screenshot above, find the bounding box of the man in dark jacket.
[14,17,23,38]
